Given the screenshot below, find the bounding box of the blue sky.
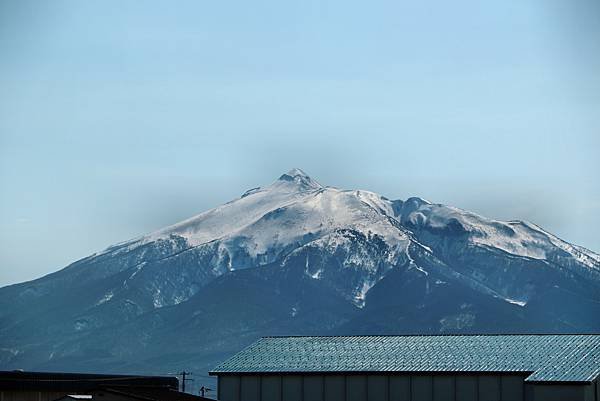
[1,0,599,286]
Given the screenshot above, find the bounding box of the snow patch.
[504,297,527,307]
[354,281,375,308]
[412,239,433,253]
[128,263,146,279]
[173,295,186,305]
[74,320,88,331]
[95,291,114,306]
[307,269,323,280]
[153,289,164,308]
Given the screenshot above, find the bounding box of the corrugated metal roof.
[210,335,600,383]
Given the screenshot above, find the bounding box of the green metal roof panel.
[210,335,600,383]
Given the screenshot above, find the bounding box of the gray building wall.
[525,382,597,401]
[217,374,598,401]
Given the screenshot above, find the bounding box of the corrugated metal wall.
[218,374,599,401]
[525,381,597,401]
[218,374,529,401]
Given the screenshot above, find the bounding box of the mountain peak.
[282,168,310,178]
[277,168,322,190]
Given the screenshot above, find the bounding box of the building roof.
[99,388,213,401]
[209,334,600,383]
[0,370,178,391]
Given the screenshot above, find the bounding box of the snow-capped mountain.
[1,169,599,377]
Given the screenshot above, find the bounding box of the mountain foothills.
[1,169,599,376]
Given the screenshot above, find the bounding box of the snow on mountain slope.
[44,169,417,312]
[6,168,599,315]
[107,170,321,252]
[398,197,600,274]
[228,188,407,255]
[79,168,599,313]
[157,170,403,249]
[101,169,410,273]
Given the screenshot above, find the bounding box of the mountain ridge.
[0,168,598,377]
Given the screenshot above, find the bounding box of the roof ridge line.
[261,333,600,338]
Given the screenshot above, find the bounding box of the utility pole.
[177,371,194,393]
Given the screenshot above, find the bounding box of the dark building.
[210,334,600,401]
[0,371,211,401]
